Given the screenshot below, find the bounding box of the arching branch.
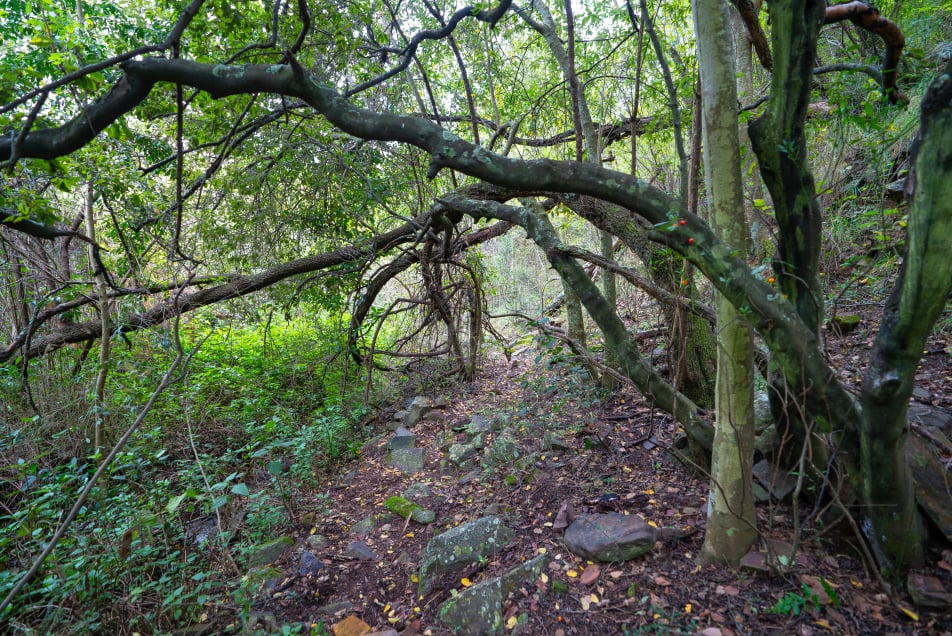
[824,1,907,104]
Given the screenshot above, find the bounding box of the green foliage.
[0,318,374,632]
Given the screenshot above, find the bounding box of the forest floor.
[245,312,952,636]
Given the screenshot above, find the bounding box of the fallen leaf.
[580,564,600,585]
[460,577,472,587]
[566,570,578,578]
[653,576,672,586]
[899,606,919,621]
[505,615,519,629]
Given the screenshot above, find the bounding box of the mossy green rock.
[419,516,515,596]
[247,536,294,568]
[384,495,435,524]
[438,554,548,635]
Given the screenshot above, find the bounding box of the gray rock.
[298,551,325,576]
[247,536,294,568]
[564,513,656,562]
[448,443,479,466]
[487,433,521,465]
[315,600,353,615]
[404,396,434,428]
[466,415,493,434]
[184,514,219,545]
[402,482,434,500]
[245,566,284,597]
[350,515,378,537]
[541,432,572,451]
[419,516,515,596]
[386,447,425,473]
[908,402,952,435]
[388,425,416,450]
[752,459,797,500]
[344,540,379,561]
[306,534,328,549]
[438,554,549,635]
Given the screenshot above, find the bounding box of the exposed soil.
[236,313,952,636]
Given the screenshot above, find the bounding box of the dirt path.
[248,337,951,635]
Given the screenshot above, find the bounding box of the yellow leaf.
[506,616,519,629]
[647,520,658,528]
[644,489,654,495]
[540,573,549,583]
[850,579,863,588]
[815,619,832,630]
[411,574,419,583]
[590,593,600,604]
[461,578,472,587]
[567,570,579,578]
[685,603,692,613]
[899,606,919,621]
[405,532,414,538]
[538,547,547,554]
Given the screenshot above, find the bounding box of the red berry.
[687,237,694,245]
[679,219,687,226]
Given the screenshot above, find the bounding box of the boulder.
[564,513,656,562]
[247,536,294,568]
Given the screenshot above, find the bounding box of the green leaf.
[230,482,250,496]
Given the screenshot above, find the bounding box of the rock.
[247,536,294,568]
[564,513,656,562]
[438,554,549,635]
[360,433,389,456]
[466,415,493,434]
[827,313,861,335]
[448,443,479,466]
[541,431,572,451]
[316,600,354,615]
[366,630,400,636]
[752,459,797,500]
[332,615,372,636]
[907,574,952,609]
[350,515,379,537]
[419,516,515,596]
[184,514,219,545]
[487,433,521,465]
[385,447,425,473]
[906,433,952,542]
[404,396,433,428]
[908,402,952,435]
[384,495,436,524]
[344,540,379,561]
[306,533,329,549]
[402,482,434,500]
[245,566,284,597]
[243,611,278,634]
[387,425,416,450]
[299,551,325,576]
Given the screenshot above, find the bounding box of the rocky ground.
[218,315,952,636]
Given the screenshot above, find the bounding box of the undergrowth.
[0,317,374,633]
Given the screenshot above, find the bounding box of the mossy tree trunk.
[693,0,758,565]
[858,68,952,571]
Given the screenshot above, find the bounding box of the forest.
[1,0,951,633]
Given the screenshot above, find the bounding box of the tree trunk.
[858,64,952,571]
[694,0,758,564]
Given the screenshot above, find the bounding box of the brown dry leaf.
[800,574,834,605]
[332,614,371,636]
[579,564,600,586]
[653,575,673,586]
[700,629,723,636]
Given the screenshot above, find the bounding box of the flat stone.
[386,447,425,473]
[419,516,515,596]
[316,600,354,615]
[247,536,294,568]
[564,513,656,562]
[752,459,797,500]
[438,554,549,635]
[343,540,379,561]
[402,482,434,500]
[306,533,329,549]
